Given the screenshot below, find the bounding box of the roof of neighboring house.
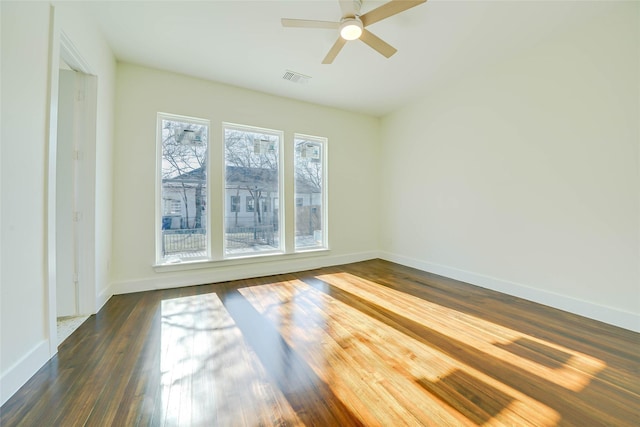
[226,165,277,188]
[163,166,320,193]
[163,167,206,184]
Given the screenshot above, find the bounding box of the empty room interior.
[1,0,638,425]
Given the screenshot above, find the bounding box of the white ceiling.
[76,0,602,117]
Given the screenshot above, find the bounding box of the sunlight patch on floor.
[239,279,562,426]
[317,272,607,393]
[159,293,302,426]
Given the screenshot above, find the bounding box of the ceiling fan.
[281,0,427,64]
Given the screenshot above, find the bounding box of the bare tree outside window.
[224,125,281,255]
[159,116,208,261]
[295,136,326,250]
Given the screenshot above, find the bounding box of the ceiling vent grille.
[282,70,311,84]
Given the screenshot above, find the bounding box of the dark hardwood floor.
[2,259,638,426]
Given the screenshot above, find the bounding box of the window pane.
[224,125,281,256]
[160,116,208,262]
[230,196,240,212]
[295,136,326,250]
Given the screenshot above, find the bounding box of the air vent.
[282,70,311,84]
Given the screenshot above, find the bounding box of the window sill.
[152,248,330,273]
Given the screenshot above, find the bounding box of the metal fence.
[225,225,275,249]
[162,225,278,255]
[162,229,207,255]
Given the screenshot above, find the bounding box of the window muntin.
[224,124,282,256]
[294,135,327,250]
[158,114,209,262]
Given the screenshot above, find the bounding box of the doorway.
[55,64,85,343]
[56,64,77,319]
[52,50,97,346]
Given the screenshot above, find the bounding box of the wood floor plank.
[1,260,638,426]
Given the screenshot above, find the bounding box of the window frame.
[156,112,211,264]
[294,133,328,252]
[154,116,329,269]
[222,122,285,259]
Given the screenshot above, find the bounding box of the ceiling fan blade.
[281,18,340,29]
[322,38,347,64]
[360,0,427,27]
[360,29,397,58]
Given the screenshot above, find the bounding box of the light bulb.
[340,19,363,40]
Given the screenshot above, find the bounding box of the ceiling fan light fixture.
[339,18,363,40]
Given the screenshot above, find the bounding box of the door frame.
[46,19,98,355]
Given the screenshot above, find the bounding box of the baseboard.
[96,284,113,313]
[111,251,378,295]
[0,340,50,406]
[380,252,640,333]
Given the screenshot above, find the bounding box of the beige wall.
[380,2,639,331]
[1,3,51,402]
[111,63,380,292]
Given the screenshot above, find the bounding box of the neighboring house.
[162,167,206,230]
[162,165,321,235]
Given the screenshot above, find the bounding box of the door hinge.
[73,211,82,222]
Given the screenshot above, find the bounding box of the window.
[246,196,255,212]
[261,197,270,212]
[230,196,240,212]
[224,124,282,256]
[157,116,326,264]
[157,113,209,262]
[163,198,182,216]
[294,135,327,250]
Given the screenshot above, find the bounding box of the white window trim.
[156,112,211,264]
[294,133,329,253]
[222,122,285,259]
[154,118,330,269]
[152,246,330,272]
